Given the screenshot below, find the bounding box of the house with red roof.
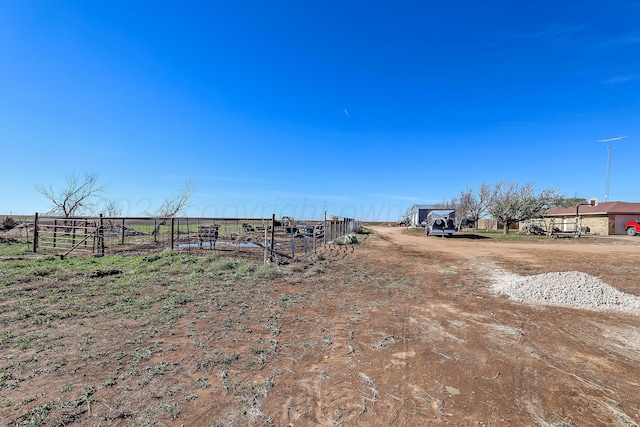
[545,201,640,235]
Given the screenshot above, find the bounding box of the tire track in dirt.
[352,226,640,426]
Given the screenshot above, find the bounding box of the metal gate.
[33,214,103,257]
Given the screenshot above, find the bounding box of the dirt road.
[263,227,640,426]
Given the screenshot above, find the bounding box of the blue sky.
[1,1,639,220]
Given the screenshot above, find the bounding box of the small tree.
[36,173,107,217]
[102,199,123,217]
[150,181,195,236]
[154,181,195,218]
[460,183,491,231]
[487,181,560,234]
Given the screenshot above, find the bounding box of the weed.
[144,361,169,377]
[132,347,155,363]
[0,330,14,346]
[254,264,281,279]
[196,350,239,370]
[50,357,66,372]
[17,335,38,350]
[196,376,211,389]
[0,369,14,387]
[160,402,181,420]
[103,377,117,387]
[17,402,53,426]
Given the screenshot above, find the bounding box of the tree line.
[36,173,194,218]
[434,182,586,234]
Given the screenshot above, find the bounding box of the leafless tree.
[434,199,457,210]
[100,199,124,230]
[460,183,491,231]
[103,199,123,217]
[150,181,195,236]
[486,181,560,234]
[154,181,195,218]
[36,173,107,217]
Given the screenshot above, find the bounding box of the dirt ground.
[2,226,640,426]
[258,227,640,426]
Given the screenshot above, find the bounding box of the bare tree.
[455,191,473,230]
[36,173,107,217]
[434,199,456,210]
[487,181,560,234]
[460,183,491,231]
[154,181,195,217]
[150,181,195,236]
[103,199,123,217]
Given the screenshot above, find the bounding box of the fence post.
[263,226,268,265]
[323,211,327,248]
[170,218,175,250]
[303,227,307,254]
[185,218,190,253]
[99,214,105,256]
[121,218,125,245]
[290,226,295,258]
[33,212,39,252]
[270,214,276,263]
[84,220,88,248]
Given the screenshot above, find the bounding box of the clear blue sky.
[1,1,639,220]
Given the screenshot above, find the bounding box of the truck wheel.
[627,227,637,236]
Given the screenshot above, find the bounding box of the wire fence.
[28,214,361,263]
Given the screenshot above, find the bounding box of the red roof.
[546,201,640,216]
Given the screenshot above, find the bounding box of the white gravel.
[491,270,640,315]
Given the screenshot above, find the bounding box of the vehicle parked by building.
[425,210,456,237]
[625,220,640,236]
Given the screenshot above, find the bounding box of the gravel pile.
[492,270,640,315]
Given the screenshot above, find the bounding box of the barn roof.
[411,204,437,210]
[546,201,640,216]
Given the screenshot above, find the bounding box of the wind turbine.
[597,135,628,202]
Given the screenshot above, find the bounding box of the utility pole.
[597,135,628,202]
